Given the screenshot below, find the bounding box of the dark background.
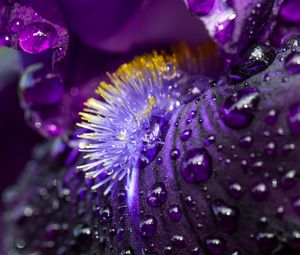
[0,48,43,254]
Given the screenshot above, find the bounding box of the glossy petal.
[4,41,300,255]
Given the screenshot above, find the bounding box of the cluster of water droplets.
[0,1,67,58]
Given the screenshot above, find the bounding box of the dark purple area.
[0,72,42,253]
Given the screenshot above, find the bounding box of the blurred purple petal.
[57,0,208,52]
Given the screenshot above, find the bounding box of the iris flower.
[1,0,300,254]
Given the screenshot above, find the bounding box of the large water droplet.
[181,148,212,183]
[288,102,300,136]
[19,22,59,54]
[220,87,260,129]
[228,43,276,83]
[284,52,300,75]
[147,182,168,208]
[211,200,239,232]
[139,215,157,238]
[19,63,64,106]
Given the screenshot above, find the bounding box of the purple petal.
[56,0,208,52]
[185,0,283,55]
[4,40,300,255]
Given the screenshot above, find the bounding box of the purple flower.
[1,1,300,255]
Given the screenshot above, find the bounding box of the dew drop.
[168,205,182,222]
[147,182,168,208]
[284,52,300,75]
[256,232,278,255]
[204,135,216,147]
[171,235,185,248]
[205,237,226,255]
[251,183,269,201]
[170,149,180,160]
[281,34,300,49]
[264,109,278,125]
[228,43,276,83]
[239,135,253,149]
[120,248,135,255]
[292,197,300,216]
[288,102,300,136]
[19,22,59,54]
[228,182,244,199]
[99,206,113,223]
[264,142,276,156]
[10,18,24,33]
[139,215,157,238]
[181,148,212,183]
[211,200,239,232]
[281,170,297,189]
[220,87,260,129]
[180,130,192,141]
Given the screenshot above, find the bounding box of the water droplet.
[284,52,300,75]
[147,182,168,208]
[168,205,182,222]
[228,182,244,199]
[281,34,300,49]
[250,160,264,173]
[120,248,135,255]
[280,170,297,189]
[186,0,215,16]
[251,182,269,201]
[20,64,64,106]
[10,18,24,33]
[139,215,157,238]
[211,200,239,232]
[171,235,185,248]
[72,224,93,248]
[288,231,300,251]
[205,237,226,255]
[239,135,253,149]
[180,130,192,141]
[181,148,212,183]
[0,33,10,46]
[228,43,276,83]
[204,135,216,147]
[288,102,300,136]
[19,22,59,54]
[265,109,278,125]
[220,87,260,129]
[256,232,278,255]
[99,206,113,223]
[264,142,276,156]
[170,149,180,160]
